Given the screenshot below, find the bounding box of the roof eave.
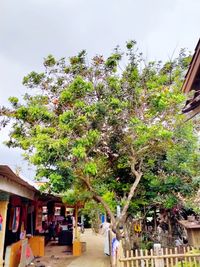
[182,38,200,93]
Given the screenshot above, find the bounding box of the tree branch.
[80,176,116,224]
[118,157,143,225]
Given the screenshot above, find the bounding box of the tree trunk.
[117,168,142,229]
[82,161,143,245]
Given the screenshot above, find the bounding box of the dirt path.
[31,229,110,267]
[31,242,74,267]
[68,229,110,267]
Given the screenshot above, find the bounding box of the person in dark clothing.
[66,212,73,230]
[55,222,61,237]
[49,221,56,241]
[66,212,73,224]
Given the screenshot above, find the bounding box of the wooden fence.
[116,244,200,267]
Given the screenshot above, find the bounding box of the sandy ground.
[30,242,74,267]
[67,229,110,267]
[29,229,110,267]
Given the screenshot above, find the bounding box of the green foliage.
[126,40,136,50]
[105,52,122,71]
[23,71,45,85]
[8,97,19,107]
[102,191,116,212]
[174,249,200,267]
[175,261,200,267]
[44,55,56,67]
[62,189,91,205]
[1,41,199,222]
[72,145,86,159]
[84,162,97,175]
[81,200,102,232]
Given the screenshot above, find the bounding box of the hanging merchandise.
[134,222,141,233]
[0,214,3,231]
[28,205,34,214]
[20,222,26,239]
[35,205,43,232]
[12,207,21,233]
[9,207,14,230]
[21,205,28,230]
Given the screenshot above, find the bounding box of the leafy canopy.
[1,42,199,225]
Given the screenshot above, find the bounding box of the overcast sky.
[0,0,199,181]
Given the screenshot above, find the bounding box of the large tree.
[1,42,199,235]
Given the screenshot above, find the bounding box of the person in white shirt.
[101,219,111,255]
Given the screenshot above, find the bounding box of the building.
[0,165,85,267]
[182,38,200,119]
[0,165,39,267]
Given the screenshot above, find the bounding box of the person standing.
[48,221,56,241]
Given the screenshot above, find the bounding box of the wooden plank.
[140,249,145,267]
[130,250,134,267]
[119,243,200,267]
[174,247,178,267]
[150,249,154,267]
[193,250,197,267]
[127,250,131,267]
[183,247,188,267]
[165,247,169,267]
[131,250,133,267]
[161,248,164,267]
[169,248,173,267]
[135,249,139,267]
[118,241,123,267]
[187,246,192,267]
[119,253,200,261]
[145,249,149,267]
[194,246,200,267]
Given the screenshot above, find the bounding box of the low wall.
[4,240,22,267]
[28,236,44,257]
[4,236,44,267]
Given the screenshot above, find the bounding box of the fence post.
[109,230,113,266]
[154,243,164,267]
[116,240,124,267]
